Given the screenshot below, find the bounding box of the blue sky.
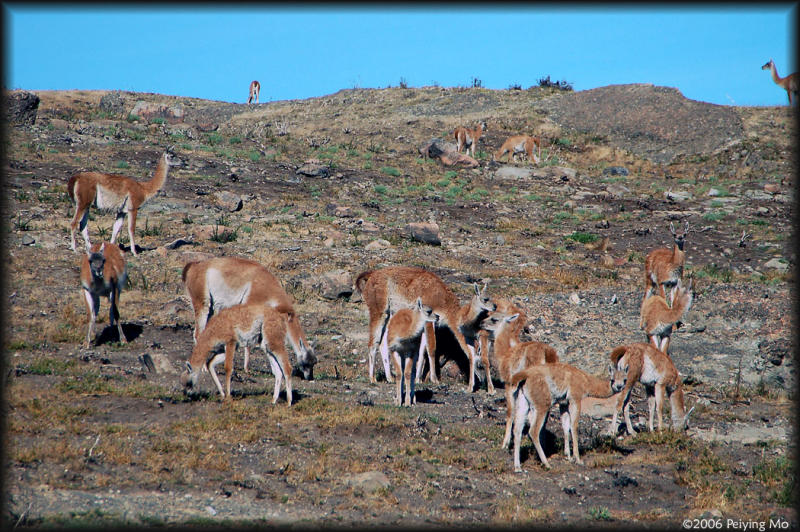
[5,5,797,107]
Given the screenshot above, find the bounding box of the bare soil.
[2,84,796,528]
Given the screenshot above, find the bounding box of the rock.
[99,91,125,116]
[5,91,40,126]
[365,239,392,250]
[197,122,218,132]
[495,166,534,180]
[605,184,630,199]
[763,258,789,272]
[344,471,390,493]
[326,204,354,218]
[495,235,505,246]
[211,191,243,212]
[707,188,720,197]
[759,337,790,366]
[406,222,441,246]
[130,101,184,124]
[296,161,329,178]
[764,183,780,194]
[420,138,479,167]
[148,353,177,374]
[569,292,581,305]
[598,255,615,268]
[531,166,577,180]
[357,221,381,235]
[316,270,354,300]
[602,166,629,176]
[21,235,35,246]
[664,189,691,202]
[744,189,773,201]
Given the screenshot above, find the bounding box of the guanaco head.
[180,361,199,391]
[473,282,496,312]
[480,312,519,337]
[415,297,440,325]
[87,243,107,280]
[479,121,488,133]
[285,312,316,381]
[669,220,690,251]
[762,59,774,71]
[610,360,628,393]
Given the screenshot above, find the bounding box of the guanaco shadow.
[93,322,144,345]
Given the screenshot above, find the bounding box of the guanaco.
[355,266,491,391]
[453,121,487,158]
[182,256,316,380]
[80,241,127,347]
[640,278,694,354]
[68,149,179,256]
[762,59,798,105]
[480,311,559,450]
[644,221,689,305]
[508,362,618,471]
[386,298,440,406]
[180,303,299,404]
[476,297,527,395]
[493,135,542,164]
[609,343,692,435]
[248,80,261,104]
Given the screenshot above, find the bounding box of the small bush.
[380,166,400,177]
[538,75,573,91]
[566,231,597,244]
[115,161,130,169]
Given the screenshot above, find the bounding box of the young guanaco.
[644,221,689,305]
[493,135,542,164]
[453,121,487,158]
[80,242,127,347]
[385,298,440,406]
[609,343,692,435]
[68,149,179,256]
[508,362,618,471]
[180,303,300,404]
[640,277,694,354]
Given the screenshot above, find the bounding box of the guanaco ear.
[415,297,423,310]
[184,361,192,373]
[506,313,520,323]
[473,283,481,296]
[683,220,690,233]
[608,364,615,378]
[669,222,676,235]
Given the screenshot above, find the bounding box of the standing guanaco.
[248,80,261,104]
[355,266,492,391]
[762,59,798,105]
[386,298,440,406]
[180,303,299,404]
[508,362,618,471]
[640,277,694,354]
[80,242,127,347]
[480,311,559,449]
[476,297,527,395]
[182,257,316,380]
[493,135,542,164]
[453,121,487,158]
[68,149,179,256]
[609,343,692,435]
[644,221,689,305]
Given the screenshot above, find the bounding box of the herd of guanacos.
[66,115,696,470]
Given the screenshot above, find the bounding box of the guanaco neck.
[581,371,615,399]
[142,154,169,201]
[769,62,784,85]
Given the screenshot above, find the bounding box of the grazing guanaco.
[609,343,692,435]
[762,59,798,105]
[180,303,299,404]
[182,257,316,380]
[640,278,694,354]
[80,241,127,348]
[493,135,542,164]
[508,362,618,471]
[453,121,487,158]
[386,298,440,406]
[68,149,179,256]
[355,266,491,391]
[644,221,689,305]
[248,80,261,104]
[480,311,559,450]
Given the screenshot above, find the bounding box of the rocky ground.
[2,83,796,528]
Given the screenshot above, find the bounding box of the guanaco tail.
[80,242,127,348]
[68,148,180,256]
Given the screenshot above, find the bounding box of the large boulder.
[5,91,40,126]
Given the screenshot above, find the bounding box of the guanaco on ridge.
[609,343,693,435]
[248,80,261,104]
[355,266,493,391]
[385,298,440,406]
[180,303,300,404]
[68,149,179,256]
[453,121,487,158]
[80,241,127,348]
[508,362,618,471]
[762,59,798,105]
[644,221,689,305]
[480,310,559,449]
[493,134,542,164]
[640,277,694,354]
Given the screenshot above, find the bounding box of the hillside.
[3,84,795,527]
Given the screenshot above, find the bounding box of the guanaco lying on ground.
[68,149,179,256]
[385,298,440,406]
[80,242,127,348]
[480,310,559,449]
[644,221,689,305]
[182,256,316,380]
[609,343,693,435]
[248,80,261,104]
[493,135,542,164]
[453,121,487,158]
[355,266,492,391]
[640,278,694,354]
[180,303,301,404]
[508,362,618,471]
